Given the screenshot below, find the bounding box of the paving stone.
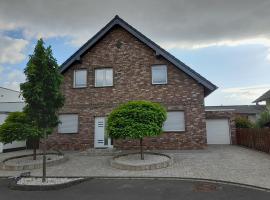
[1,145,270,189]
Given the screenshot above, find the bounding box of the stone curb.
[110,152,173,170]
[5,176,270,192]
[0,153,68,171]
[8,177,92,191]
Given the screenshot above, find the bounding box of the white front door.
[94,117,113,148]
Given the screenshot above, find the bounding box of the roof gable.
[60,15,217,96]
[253,89,270,103]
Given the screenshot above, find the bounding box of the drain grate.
[193,182,221,192]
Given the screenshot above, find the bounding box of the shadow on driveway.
[0,178,269,200]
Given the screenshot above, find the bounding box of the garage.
[206,119,231,144]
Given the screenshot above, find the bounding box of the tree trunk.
[33,138,37,160]
[140,138,144,160]
[42,130,47,182]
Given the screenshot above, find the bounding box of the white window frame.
[73,69,87,88]
[58,114,79,134]
[163,111,185,132]
[151,65,167,85]
[95,68,113,87]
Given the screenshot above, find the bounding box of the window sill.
[58,132,79,135]
[73,86,87,89]
[163,130,185,133]
[152,83,167,85]
[94,85,114,88]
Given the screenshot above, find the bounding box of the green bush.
[255,106,270,128]
[0,112,41,159]
[107,101,167,159]
[235,116,254,128]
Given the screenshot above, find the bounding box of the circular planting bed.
[111,152,172,170]
[0,153,67,170]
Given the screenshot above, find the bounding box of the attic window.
[152,65,167,84]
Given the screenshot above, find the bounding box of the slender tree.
[20,39,64,182]
[107,101,166,160]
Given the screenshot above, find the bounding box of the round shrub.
[107,101,167,139]
[107,101,167,160]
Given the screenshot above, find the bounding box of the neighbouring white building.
[0,87,26,153]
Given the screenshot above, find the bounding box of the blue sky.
[0,0,269,106]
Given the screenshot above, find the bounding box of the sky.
[0,0,269,106]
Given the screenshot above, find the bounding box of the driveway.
[0,178,269,200]
[1,145,270,189]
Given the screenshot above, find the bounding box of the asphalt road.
[0,178,269,200]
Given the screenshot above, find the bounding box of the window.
[152,65,167,84]
[74,69,87,88]
[58,114,78,133]
[163,111,185,131]
[95,68,113,87]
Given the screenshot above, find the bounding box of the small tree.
[107,101,166,160]
[20,39,64,182]
[0,112,41,160]
[235,116,254,128]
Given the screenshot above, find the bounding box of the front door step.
[80,148,121,156]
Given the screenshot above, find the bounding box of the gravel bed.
[17,177,82,185]
[115,153,169,166]
[5,154,63,166]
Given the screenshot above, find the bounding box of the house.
[205,105,265,122]
[0,87,26,153]
[46,15,233,150]
[253,89,270,106]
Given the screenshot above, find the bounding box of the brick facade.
[47,26,208,150]
[205,110,236,144]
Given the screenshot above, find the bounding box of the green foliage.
[107,101,167,139]
[255,106,270,128]
[235,116,254,128]
[20,38,64,132]
[0,112,41,144]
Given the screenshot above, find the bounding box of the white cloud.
[0,66,4,74]
[0,21,16,30]
[0,35,28,64]
[222,85,270,102]
[0,66,25,91]
[0,0,270,51]
[266,49,270,61]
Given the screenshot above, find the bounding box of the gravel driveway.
[1,145,270,189]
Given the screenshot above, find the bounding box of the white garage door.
[206,119,230,144]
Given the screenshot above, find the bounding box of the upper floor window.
[152,65,167,84]
[95,68,113,87]
[74,69,87,88]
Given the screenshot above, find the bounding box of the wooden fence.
[236,128,270,153]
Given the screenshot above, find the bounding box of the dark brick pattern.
[47,26,207,150]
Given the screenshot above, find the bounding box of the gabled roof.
[253,89,270,103]
[60,15,217,96]
[205,105,266,114]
